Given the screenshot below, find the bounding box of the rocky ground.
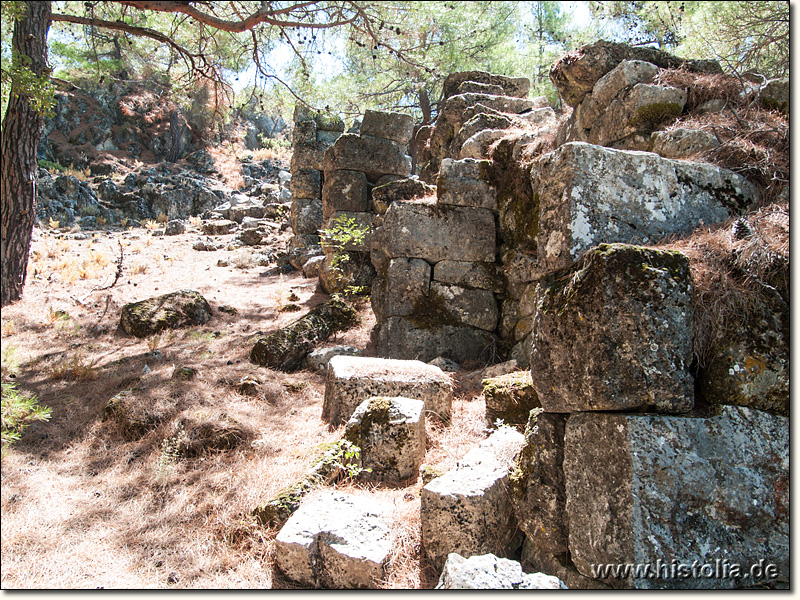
[0,216,491,588]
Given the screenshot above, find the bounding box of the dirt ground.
[0,221,491,589]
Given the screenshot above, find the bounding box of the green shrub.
[1,345,51,456]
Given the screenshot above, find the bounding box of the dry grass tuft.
[207,143,246,190]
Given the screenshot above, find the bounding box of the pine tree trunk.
[1,1,51,306]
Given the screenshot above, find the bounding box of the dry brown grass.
[1,224,491,589]
[207,143,246,190]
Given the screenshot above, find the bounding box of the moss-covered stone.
[120,290,212,338]
[482,371,540,428]
[249,298,359,371]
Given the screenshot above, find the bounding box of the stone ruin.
[271,39,788,589]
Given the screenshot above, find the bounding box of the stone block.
[509,409,568,553]
[359,109,415,145]
[316,129,342,144]
[564,406,789,589]
[371,257,431,322]
[304,345,363,373]
[291,140,331,172]
[371,177,435,214]
[452,112,514,151]
[322,356,453,425]
[291,197,323,234]
[482,371,540,427]
[324,133,412,181]
[459,130,510,160]
[442,71,530,101]
[457,81,505,95]
[650,127,720,159]
[437,158,497,211]
[433,260,500,292]
[441,94,538,128]
[201,219,236,235]
[290,168,322,199]
[322,170,369,217]
[421,427,525,570]
[372,199,496,263]
[318,251,375,295]
[437,553,567,589]
[533,142,758,271]
[275,491,393,588]
[428,282,498,331]
[581,60,659,128]
[293,119,317,145]
[759,78,789,113]
[344,396,426,482]
[373,317,497,364]
[529,243,694,414]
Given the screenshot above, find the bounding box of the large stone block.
[371,176,435,214]
[509,409,568,553]
[323,133,411,181]
[291,140,331,172]
[370,257,431,322]
[650,128,720,159]
[437,553,567,589]
[441,94,538,128]
[433,260,501,292]
[373,317,497,364]
[564,406,789,589]
[482,371,541,428]
[289,168,322,199]
[442,71,531,101]
[529,243,694,414]
[533,142,758,272]
[275,491,393,588]
[437,158,497,211]
[120,290,212,338]
[322,169,369,218]
[428,282,498,331]
[581,60,659,128]
[344,396,426,482]
[372,199,496,263]
[421,427,525,570]
[359,109,414,145]
[291,196,323,234]
[322,356,452,425]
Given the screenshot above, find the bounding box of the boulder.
[323,133,412,181]
[249,299,359,371]
[344,396,426,482]
[372,316,497,364]
[322,355,453,425]
[528,244,694,414]
[201,219,236,235]
[304,345,363,373]
[322,170,369,218]
[164,219,185,235]
[509,409,568,553]
[359,109,414,145]
[371,177,435,214]
[301,254,325,279]
[237,229,263,246]
[421,427,525,570]
[565,406,789,589]
[549,40,722,107]
[372,199,496,263]
[482,371,540,427]
[437,553,567,589]
[437,158,497,211]
[120,290,212,338]
[533,142,758,272]
[275,491,393,589]
[650,127,720,159]
[758,78,789,113]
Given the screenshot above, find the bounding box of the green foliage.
[332,439,371,480]
[320,214,370,277]
[1,345,51,456]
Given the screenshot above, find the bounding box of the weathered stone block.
[371,176,435,214]
[509,409,567,554]
[457,81,505,95]
[459,129,510,160]
[433,260,500,292]
[442,71,530,101]
[318,251,375,295]
[291,196,323,234]
[372,199,496,263]
[650,128,720,159]
[373,317,497,364]
[581,60,659,128]
[529,243,694,414]
[482,371,540,427]
[293,119,317,145]
[421,427,525,570]
[291,140,331,172]
[452,112,514,151]
[533,142,757,271]
[359,109,414,145]
[324,133,411,181]
[322,356,453,425]
[304,345,363,373]
[275,491,393,588]
[201,219,236,235]
[371,257,431,322]
[344,396,426,482]
[290,168,322,199]
[322,169,369,217]
[565,406,789,589]
[442,94,538,128]
[428,282,498,331]
[120,290,212,338]
[759,78,789,113]
[437,158,497,211]
[437,553,567,589]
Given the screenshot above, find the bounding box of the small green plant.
[2,346,51,457]
[155,428,188,481]
[38,159,66,173]
[333,440,371,481]
[320,215,370,278]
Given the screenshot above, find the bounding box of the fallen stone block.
[482,370,540,427]
[250,299,359,371]
[359,109,414,145]
[421,427,525,570]
[437,553,567,589]
[322,355,453,425]
[533,142,758,272]
[565,406,789,589]
[528,243,694,414]
[344,396,426,482]
[275,491,393,589]
[120,290,212,338]
[201,219,236,235]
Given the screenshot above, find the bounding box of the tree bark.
[1,1,52,306]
